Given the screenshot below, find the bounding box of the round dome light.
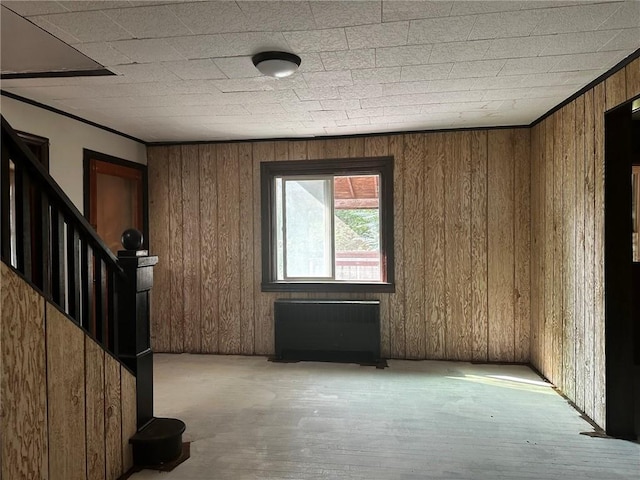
[252,51,301,78]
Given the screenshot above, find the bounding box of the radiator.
[274,299,380,362]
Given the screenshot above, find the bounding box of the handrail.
[1,114,124,356]
[1,116,122,271]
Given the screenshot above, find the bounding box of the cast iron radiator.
[274,299,380,362]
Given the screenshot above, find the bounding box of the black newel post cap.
[119,228,148,257]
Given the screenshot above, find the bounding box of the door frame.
[82,149,149,251]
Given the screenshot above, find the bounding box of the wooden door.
[86,153,144,254]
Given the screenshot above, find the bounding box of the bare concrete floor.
[130,355,639,480]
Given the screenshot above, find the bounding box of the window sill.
[261,282,395,293]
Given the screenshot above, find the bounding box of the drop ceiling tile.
[319,99,361,110]
[283,28,348,53]
[533,2,623,35]
[170,32,290,59]
[599,27,640,51]
[346,107,385,118]
[449,1,523,16]
[321,49,375,71]
[281,101,323,112]
[408,15,476,44]
[310,1,381,28]
[382,1,453,22]
[484,35,553,59]
[245,103,287,114]
[295,86,341,101]
[499,56,561,76]
[338,84,385,99]
[168,1,251,35]
[384,78,476,96]
[297,53,326,73]
[336,117,371,126]
[303,70,353,88]
[346,22,410,49]
[213,76,307,93]
[111,39,185,63]
[375,45,433,67]
[237,1,317,31]
[400,63,452,82]
[33,10,135,43]
[352,67,401,84]
[310,110,348,121]
[104,5,191,39]
[548,50,629,72]
[449,59,506,78]
[383,81,432,96]
[57,1,133,12]
[73,42,132,66]
[383,105,422,115]
[539,30,621,56]
[523,85,581,99]
[28,16,82,44]
[213,56,260,78]
[468,9,543,40]
[471,76,525,90]
[361,91,484,108]
[598,0,640,30]
[3,1,67,16]
[162,59,226,80]
[429,40,492,63]
[110,63,181,83]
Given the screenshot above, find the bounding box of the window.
[261,156,394,292]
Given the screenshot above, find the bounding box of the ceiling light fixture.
[252,51,301,78]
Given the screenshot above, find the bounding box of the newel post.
[117,229,157,429]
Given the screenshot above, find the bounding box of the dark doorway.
[83,150,148,253]
[604,96,640,439]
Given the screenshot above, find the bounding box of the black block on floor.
[130,417,186,467]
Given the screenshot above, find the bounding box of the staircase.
[1,115,185,479]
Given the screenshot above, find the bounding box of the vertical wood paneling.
[85,338,105,480]
[424,133,445,359]
[218,143,241,354]
[552,110,564,386]
[121,370,136,473]
[593,82,606,428]
[104,355,122,480]
[487,130,515,362]
[403,133,426,359]
[514,129,531,363]
[182,145,201,352]
[583,88,596,421]
[363,136,391,357]
[0,263,48,480]
[147,147,170,352]
[563,102,576,400]
[605,68,627,111]
[46,303,86,480]
[445,132,472,360]
[253,142,276,355]
[168,146,184,352]
[529,125,540,368]
[626,57,640,99]
[239,143,255,355]
[199,144,218,353]
[149,130,530,364]
[543,117,555,380]
[388,134,405,359]
[471,131,488,362]
[574,95,586,411]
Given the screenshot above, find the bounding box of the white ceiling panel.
[1,0,637,142]
[310,1,381,29]
[345,22,409,49]
[408,15,476,44]
[382,1,453,22]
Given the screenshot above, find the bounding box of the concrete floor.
[130,355,640,480]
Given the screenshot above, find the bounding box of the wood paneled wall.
[0,263,136,480]
[148,128,530,362]
[530,57,640,430]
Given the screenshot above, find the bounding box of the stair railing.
[1,114,124,358]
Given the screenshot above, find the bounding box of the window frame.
[261,156,394,293]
